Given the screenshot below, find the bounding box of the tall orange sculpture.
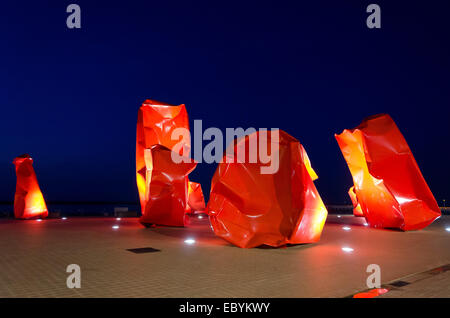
[136,99,204,226]
[13,154,48,219]
[335,114,441,230]
[207,130,328,248]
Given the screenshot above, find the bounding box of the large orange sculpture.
[13,154,48,219]
[335,114,441,230]
[207,130,328,248]
[136,99,204,226]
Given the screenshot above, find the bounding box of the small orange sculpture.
[136,99,204,226]
[348,186,364,217]
[207,130,328,248]
[335,114,441,230]
[187,181,206,213]
[13,154,48,219]
[353,288,389,298]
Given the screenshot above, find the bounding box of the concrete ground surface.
[0,215,449,298]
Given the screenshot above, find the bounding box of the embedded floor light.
[116,218,121,221]
[112,225,120,230]
[337,215,341,218]
[342,247,354,253]
[184,238,196,245]
[62,217,67,220]
[445,227,450,232]
[342,226,351,231]
[36,219,42,222]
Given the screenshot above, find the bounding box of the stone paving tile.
[0,215,449,297]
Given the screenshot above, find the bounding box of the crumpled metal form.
[13,154,48,219]
[139,144,197,226]
[207,130,328,248]
[136,99,204,226]
[187,181,206,213]
[335,114,441,230]
[348,186,364,217]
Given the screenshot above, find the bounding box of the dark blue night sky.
[1,1,449,205]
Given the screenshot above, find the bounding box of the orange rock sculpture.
[207,130,328,248]
[187,181,206,213]
[13,154,48,219]
[136,99,204,226]
[139,145,197,227]
[335,114,441,230]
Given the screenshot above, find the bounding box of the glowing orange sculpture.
[187,181,206,213]
[207,130,328,248]
[335,114,441,230]
[13,154,48,219]
[139,145,197,226]
[348,186,364,217]
[353,288,389,298]
[136,99,204,226]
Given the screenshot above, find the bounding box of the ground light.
[112,225,119,230]
[342,247,354,253]
[62,217,67,220]
[342,226,351,231]
[184,238,196,245]
[116,218,121,221]
[446,227,450,232]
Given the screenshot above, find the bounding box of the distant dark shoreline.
[0,201,137,205]
[0,202,447,218]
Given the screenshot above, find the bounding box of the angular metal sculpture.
[136,99,204,226]
[13,154,48,219]
[348,186,364,217]
[207,130,328,248]
[335,114,441,230]
[187,181,206,213]
[139,145,197,226]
